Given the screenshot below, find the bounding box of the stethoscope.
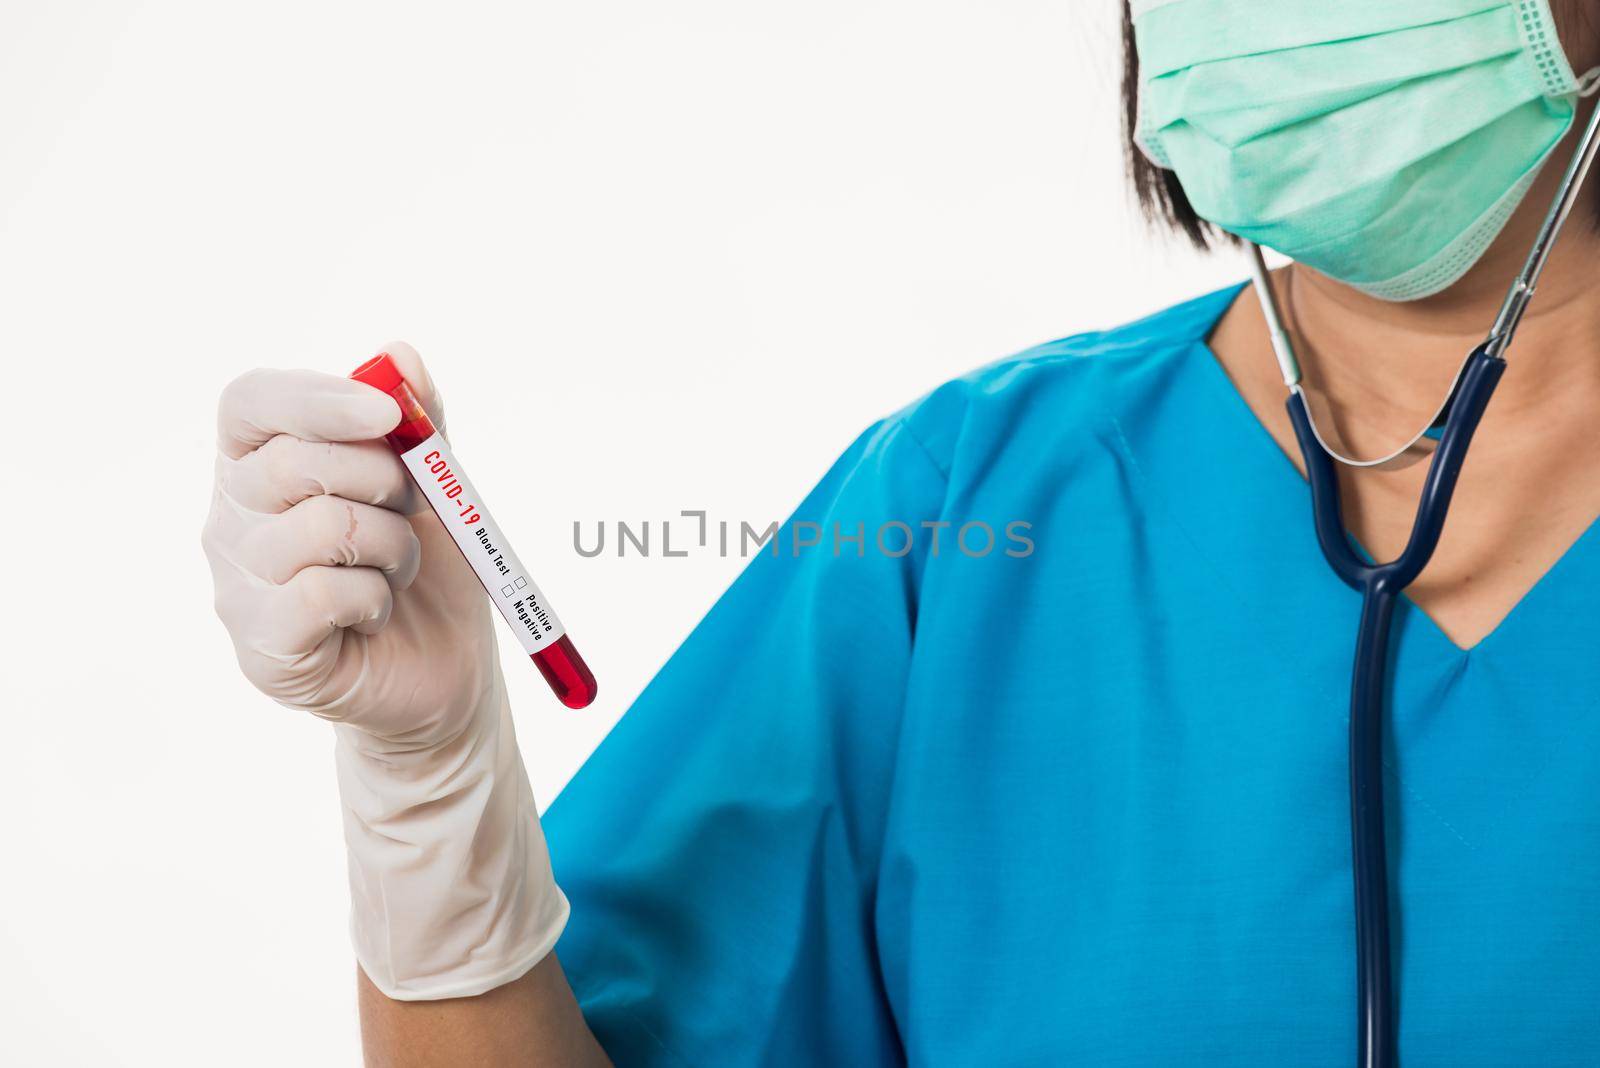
[1245,91,1600,1068]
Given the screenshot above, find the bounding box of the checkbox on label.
[515,576,528,589]
[501,584,515,597]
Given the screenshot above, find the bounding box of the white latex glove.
[202,343,568,1000]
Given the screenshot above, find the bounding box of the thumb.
[378,341,446,434]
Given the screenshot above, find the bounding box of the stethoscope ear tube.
[1286,346,1505,1068]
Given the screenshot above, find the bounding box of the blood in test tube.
[350,352,597,709]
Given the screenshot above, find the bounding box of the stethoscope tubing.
[1243,69,1600,1068]
[1286,349,1506,1068]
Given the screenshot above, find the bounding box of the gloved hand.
[202,343,568,1000]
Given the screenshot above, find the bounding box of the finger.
[218,368,401,460]
[222,435,415,514]
[281,565,395,643]
[237,495,423,589]
[377,341,446,432]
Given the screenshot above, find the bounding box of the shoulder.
[883,284,1244,481]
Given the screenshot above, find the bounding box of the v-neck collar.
[1108,282,1600,680]
[1095,282,1600,856]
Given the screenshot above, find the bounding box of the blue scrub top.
[543,285,1600,1066]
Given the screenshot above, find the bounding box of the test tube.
[350,352,597,709]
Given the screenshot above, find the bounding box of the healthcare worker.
[203,1,1600,1064]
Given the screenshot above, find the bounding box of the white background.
[0,2,1240,1064]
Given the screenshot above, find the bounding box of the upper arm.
[543,417,950,1066]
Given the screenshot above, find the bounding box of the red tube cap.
[351,352,405,393]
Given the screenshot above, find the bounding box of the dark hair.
[1120,1,1230,250]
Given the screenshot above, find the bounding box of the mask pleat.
[1283,100,1565,244]
[1136,0,1508,79]
[1253,102,1567,290]
[1145,8,1525,143]
[1179,56,1545,224]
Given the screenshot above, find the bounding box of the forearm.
[337,668,582,1055]
[335,674,568,1000]
[359,954,611,1068]
[344,674,609,1066]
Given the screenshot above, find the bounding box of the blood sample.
[350,352,597,709]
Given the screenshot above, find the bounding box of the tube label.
[400,432,567,654]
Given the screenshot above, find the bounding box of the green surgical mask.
[1134,0,1599,301]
